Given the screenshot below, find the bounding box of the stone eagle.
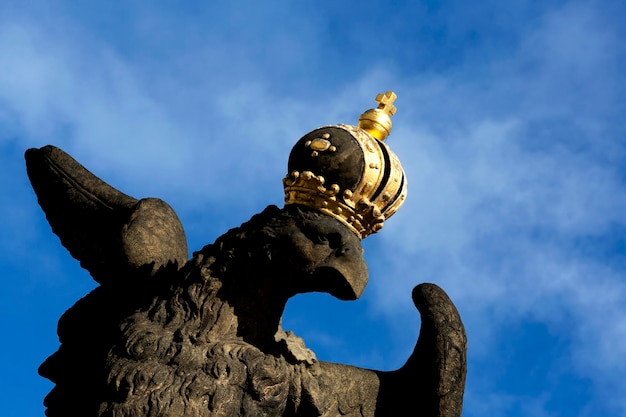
[26,145,466,417]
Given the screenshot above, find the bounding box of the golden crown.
[283,92,407,239]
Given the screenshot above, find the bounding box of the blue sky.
[1,0,625,416]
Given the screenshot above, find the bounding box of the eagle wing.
[25,145,188,285]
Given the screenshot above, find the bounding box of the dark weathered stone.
[25,146,188,283]
[26,145,467,417]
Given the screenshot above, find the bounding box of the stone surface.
[26,145,467,417]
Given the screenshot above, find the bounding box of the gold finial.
[375,91,397,116]
[358,91,397,141]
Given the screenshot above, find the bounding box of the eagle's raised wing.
[25,145,188,285]
[372,283,467,417]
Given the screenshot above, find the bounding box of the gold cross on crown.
[375,91,397,116]
[357,91,398,141]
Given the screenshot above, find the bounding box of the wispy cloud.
[358,2,626,414]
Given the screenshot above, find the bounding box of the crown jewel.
[283,92,407,239]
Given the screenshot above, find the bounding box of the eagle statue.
[26,92,467,417]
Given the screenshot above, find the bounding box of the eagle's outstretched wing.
[374,283,467,417]
[411,283,467,417]
[25,145,188,285]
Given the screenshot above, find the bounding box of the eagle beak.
[311,242,369,301]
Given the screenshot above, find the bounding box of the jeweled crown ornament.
[283,91,407,239]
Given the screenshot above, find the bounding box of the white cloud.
[357,3,626,414]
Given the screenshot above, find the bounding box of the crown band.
[283,170,385,239]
